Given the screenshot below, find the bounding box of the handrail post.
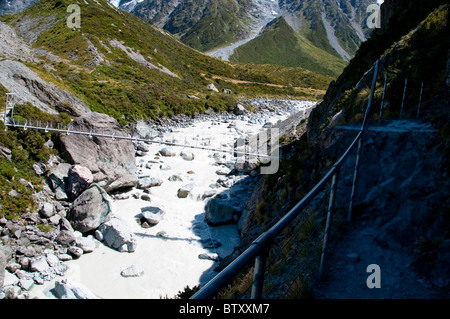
[251,248,269,299]
[347,137,362,222]
[417,82,423,119]
[348,59,379,222]
[400,77,408,119]
[378,71,388,124]
[319,167,340,281]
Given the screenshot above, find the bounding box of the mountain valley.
[0,0,449,301]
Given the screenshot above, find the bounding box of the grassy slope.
[230,17,347,78]
[178,0,253,52]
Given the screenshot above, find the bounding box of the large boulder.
[205,196,241,225]
[39,202,56,218]
[180,151,195,161]
[137,177,163,190]
[48,163,72,200]
[234,104,246,115]
[96,217,137,253]
[75,236,97,253]
[133,120,159,139]
[59,112,138,193]
[30,256,49,273]
[66,165,94,199]
[55,230,76,246]
[67,184,113,234]
[159,147,176,157]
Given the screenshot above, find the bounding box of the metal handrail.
[4,119,278,159]
[191,59,381,299]
[191,131,362,299]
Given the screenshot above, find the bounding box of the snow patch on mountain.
[208,0,281,60]
[109,0,145,11]
[109,39,180,78]
[320,11,352,62]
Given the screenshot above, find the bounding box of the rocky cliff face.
[0,22,91,116]
[379,0,406,32]
[309,120,450,297]
[123,0,181,24]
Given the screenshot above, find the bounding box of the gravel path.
[313,221,441,299]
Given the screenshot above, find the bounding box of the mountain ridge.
[110,0,374,76]
[1,0,376,77]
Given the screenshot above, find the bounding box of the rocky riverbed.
[0,99,315,299]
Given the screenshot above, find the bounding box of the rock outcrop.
[0,0,39,16]
[59,112,138,193]
[0,60,90,116]
[66,165,94,200]
[205,195,239,225]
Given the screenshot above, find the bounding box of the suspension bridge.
[1,92,283,160]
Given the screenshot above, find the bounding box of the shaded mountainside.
[221,0,450,298]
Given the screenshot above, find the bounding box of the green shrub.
[176,285,200,299]
[37,224,52,233]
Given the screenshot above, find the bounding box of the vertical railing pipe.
[348,59,380,222]
[378,71,388,124]
[319,167,340,280]
[400,77,408,119]
[417,82,423,119]
[251,249,269,299]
